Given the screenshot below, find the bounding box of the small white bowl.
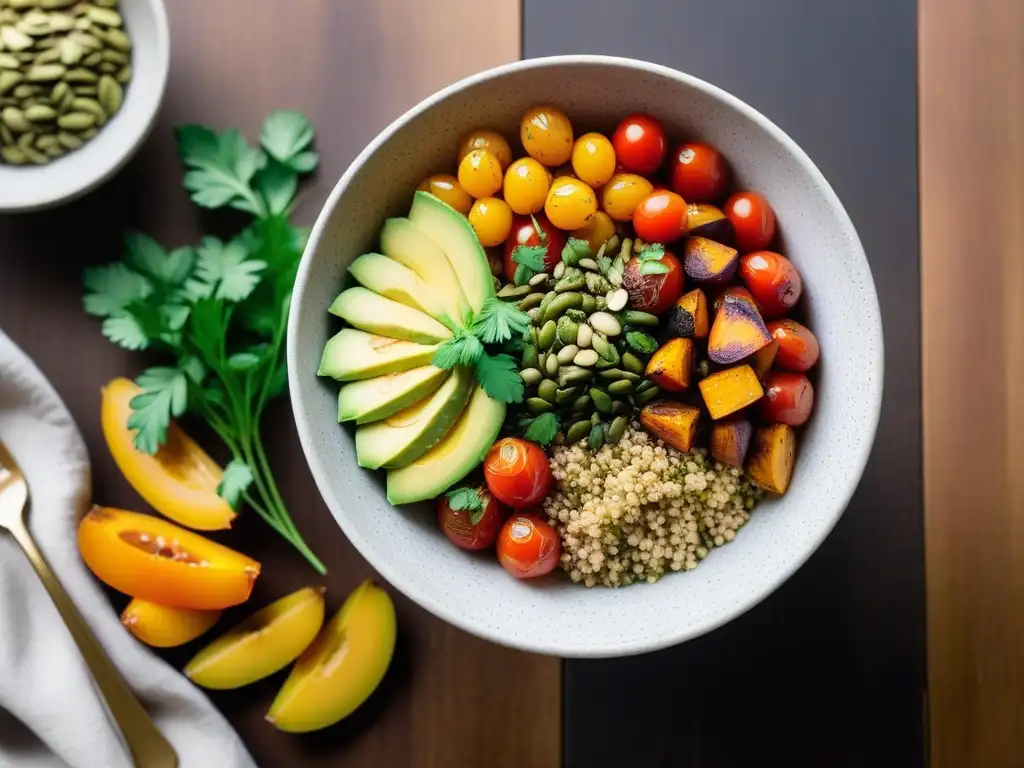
[288,55,884,658]
[0,0,169,213]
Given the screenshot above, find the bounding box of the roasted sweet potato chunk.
[711,285,758,314]
[750,340,779,380]
[683,236,739,284]
[710,419,753,469]
[746,423,796,494]
[686,203,734,244]
[708,294,772,364]
[640,401,702,452]
[644,338,695,392]
[663,288,709,340]
[698,364,763,420]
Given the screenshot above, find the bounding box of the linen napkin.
[0,330,257,768]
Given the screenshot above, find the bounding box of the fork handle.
[9,519,179,768]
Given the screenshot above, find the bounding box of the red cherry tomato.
[436,488,508,551]
[759,371,814,426]
[503,214,566,283]
[738,250,802,319]
[496,512,561,579]
[611,113,667,176]
[632,190,689,244]
[484,438,552,508]
[670,142,729,202]
[767,319,820,372]
[620,249,685,316]
[724,191,776,252]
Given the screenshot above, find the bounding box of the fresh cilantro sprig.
[432,330,484,368]
[445,485,487,525]
[82,110,326,575]
[472,297,531,344]
[474,353,523,404]
[637,243,670,275]
[561,237,591,265]
[523,412,559,446]
[512,244,547,286]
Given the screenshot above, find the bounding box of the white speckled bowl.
[288,55,883,658]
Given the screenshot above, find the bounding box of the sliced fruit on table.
[387,384,506,505]
[101,378,236,531]
[267,579,396,733]
[318,329,440,382]
[185,586,326,690]
[639,400,702,452]
[662,288,710,339]
[698,364,764,420]
[337,365,449,425]
[355,366,473,470]
[379,215,473,327]
[710,418,753,469]
[747,423,796,494]
[347,252,462,332]
[644,337,695,393]
[707,293,772,365]
[328,287,452,345]
[121,598,221,649]
[683,235,740,284]
[408,190,494,315]
[77,506,260,610]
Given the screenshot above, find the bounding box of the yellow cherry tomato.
[601,172,655,221]
[572,132,616,188]
[417,174,473,215]
[571,210,616,253]
[458,149,504,199]
[458,129,513,170]
[520,105,574,167]
[469,197,513,247]
[544,177,597,231]
[503,157,550,215]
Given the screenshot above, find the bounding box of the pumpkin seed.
[566,420,592,444]
[62,66,95,82]
[497,282,531,299]
[48,13,74,32]
[573,349,600,367]
[71,83,94,95]
[542,291,583,324]
[555,386,580,405]
[80,49,101,67]
[576,323,593,348]
[520,344,539,370]
[633,386,661,405]
[0,69,22,95]
[527,397,553,415]
[581,294,596,314]
[93,0,120,7]
[555,316,579,345]
[589,311,622,337]
[585,271,612,295]
[538,379,558,403]
[556,344,580,364]
[70,31,101,50]
[40,0,77,8]
[96,60,115,73]
[595,344,620,369]
[519,368,542,386]
[544,354,559,377]
[538,320,557,350]
[24,102,55,120]
[590,388,613,414]
[622,352,645,375]
[56,109,92,129]
[101,27,129,51]
[528,271,549,287]
[571,395,592,412]
[0,53,20,69]
[597,369,623,381]
[11,84,37,98]
[578,257,600,271]
[0,123,12,144]
[16,130,33,147]
[0,145,26,163]
[606,288,629,312]
[552,261,566,280]
[23,144,46,163]
[1,105,29,131]
[587,423,604,451]
[591,333,615,361]
[115,63,129,84]
[554,267,585,293]
[85,6,121,27]
[42,140,61,156]
[621,310,659,327]
[516,291,545,311]
[1,25,33,51]
[559,367,593,388]
[33,131,58,149]
[608,416,629,443]
[608,380,634,396]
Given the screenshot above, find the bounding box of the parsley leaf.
[190,236,266,302]
[638,260,671,275]
[562,237,592,264]
[513,262,533,287]
[101,313,151,350]
[432,332,484,369]
[122,233,195,287]
[445,486,482,512]
[82,263,152,317]
[625,331,659,354]
[475,353,524,404]
[524,412,559,446]
[513,244,546,272]
[259,110,317,172]
[255,159,298,216]
[126,366,189,454]
[218,458,254,509]
[472,297,531,344]
[637,244,666,261]
[175,124,266,216]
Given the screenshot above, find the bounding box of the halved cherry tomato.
[767,319,820,372]
[620,249,685,315]
[632,190,688,244]
[724,191,776,252]
[759,371,814,426]
[436,487,507,551]
[496,512,561,579]
[503,214,565,282]
[612,113,667,175]
[483,438,552,508]
[670,142,729,202]
[739,250,803,318]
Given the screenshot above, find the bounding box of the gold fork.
[0,439,178,768]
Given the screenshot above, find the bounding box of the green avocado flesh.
[337,365,449,425]
[318,329,439,382]
[329,286,451,344]
[347,252,461,332]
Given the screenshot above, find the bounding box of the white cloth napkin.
[0,330,257,768]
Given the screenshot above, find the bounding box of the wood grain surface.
[920,1,1024,766]
[0,2,562,767]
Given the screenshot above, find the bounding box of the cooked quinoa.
[543,424,763,587]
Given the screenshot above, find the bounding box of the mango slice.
[121,598,221,648]
[101,378,236,531]
[185,587,326,690]
[639,401,701,452]
[710,419,753,469]
[267,579,396,733]
[698,365,764,420]
[683,236,739,284]
[747,423,796,494]
[644,338,695,392]
[708,294,772,365]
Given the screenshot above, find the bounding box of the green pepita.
[621,310,660,327]
[558,366,593,388]
[633,386,661,405]
[497,282,531,299]
[544,353,559,377]
[566,420,592,444]
[0,53,21,69]
[555,386,581,405]
[85,6,122,27]
[526,397,553,415]
[1,105,29,131]
[519,368,542,386]
[622,352,645,375]
[538,320,557,350]
[587,423,604,451]
[521,344,539,370]
[571,395,592,413]
[55,129,81,148]
[608,379,634,396]
[0,69,22,95]
[25,62,63,80]
[56,109,92,129]
[62,66,95,82]
[555,315,579,346]
[24,102,55,120]
[590,388,613,414]
[608,416,629,443]
[537,379,558,403]
[0,145,26,164]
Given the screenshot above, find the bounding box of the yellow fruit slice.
[266,579,396,733]
[121,598,221,648]
[101,378,236,531]
[184,586,326,690]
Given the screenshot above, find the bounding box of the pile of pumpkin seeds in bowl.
[0,0,131,166]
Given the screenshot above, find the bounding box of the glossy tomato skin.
[436,489,507,551]
[484,438,552,508]
[503,214,566,283]
[632,190,689,244]
[620,250,685,316]
[670,142,729,203]
[759,371,814,426]
[724,191,777,252]
[738,250,802,319]
[496,512,561,579]
[612,113,668,176]
[767,319,820,372]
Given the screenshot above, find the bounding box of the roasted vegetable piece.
[750,340,779,380]
[663,288,709,339]
[683,236,739,284]
[711,285,758,314]
[644,338,695,392]
[639,401,702,452]
[746,423,796,494]
[710,419,753,469]
[767,319,820,372]
[685,203,734,244]
[708,294,772,365]
[759,371,815,426]
[698,365,764,420]
[738,250,803,319]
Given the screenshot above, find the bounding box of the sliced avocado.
[338,365,449,424]
[355,366,473,470]
[379,217,472,328]
[408,191,495,316]
[318,329,438,381]
[386,385,506,504]
[348,252,461,332]
[329,287,452,344]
